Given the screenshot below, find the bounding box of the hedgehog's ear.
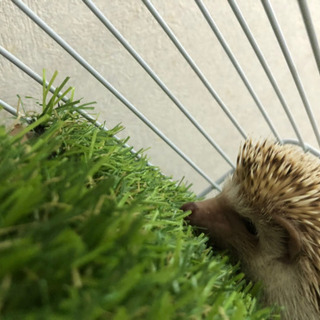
[273,215,302,263]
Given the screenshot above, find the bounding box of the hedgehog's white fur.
[224,139,320,319]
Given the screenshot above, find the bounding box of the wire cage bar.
[298,0,320,75]
[228,0,307,151]
[1,0,320,197]
[261,0,320,148]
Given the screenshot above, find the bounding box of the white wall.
[1,0,320,196]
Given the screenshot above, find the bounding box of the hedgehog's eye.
[241,217,258,236]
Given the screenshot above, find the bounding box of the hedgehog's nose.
[180,202,198,220]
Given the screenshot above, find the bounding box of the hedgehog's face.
[181,191,302,265]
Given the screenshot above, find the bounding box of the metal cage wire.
[1,0,320,198]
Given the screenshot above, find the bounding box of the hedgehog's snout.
[181,202,205,228]
[180,202,198,220]
[181,201,211,235]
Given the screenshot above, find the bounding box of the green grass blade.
[42,70,58,114]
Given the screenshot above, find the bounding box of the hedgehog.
[181,139,320,320]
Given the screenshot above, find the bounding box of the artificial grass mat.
[0,74,277,319]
